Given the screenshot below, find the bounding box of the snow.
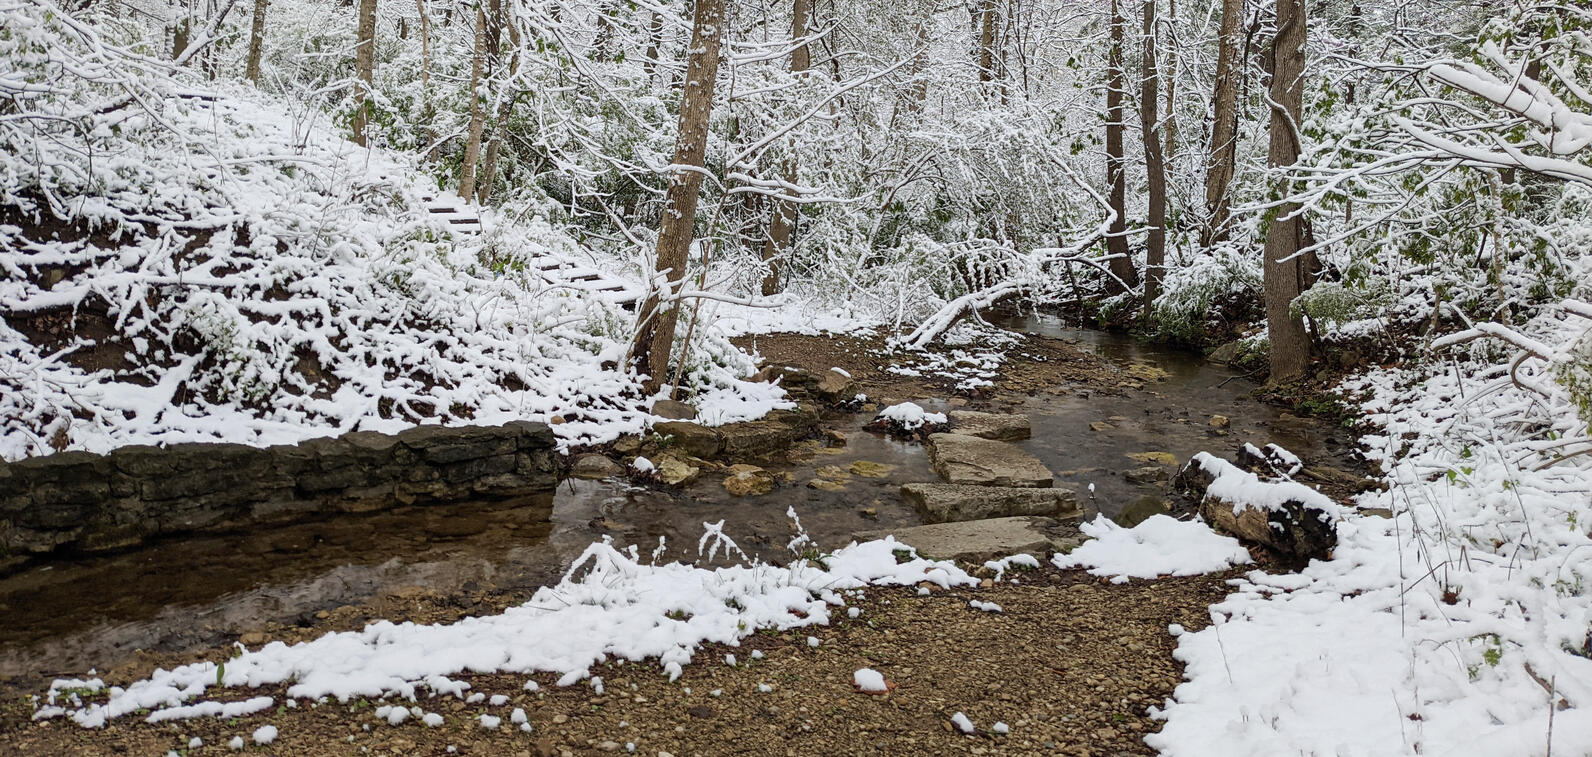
[488,694,508,706]
[251,725,277,745]
[421,713,444,727]
[510,708,527,725]
[478,714,501,730]
[1188,453,1345,519]
[968,600,1002,613]
[852,668,888,693]
[992,722,1009,734]
[983,554,1040,581]
[1153,301,1592,756]
[1052,515,1253,582]
[874,402,947,431]
[228,736,243,750]
[39,535,973,727]
[950,712,975,734]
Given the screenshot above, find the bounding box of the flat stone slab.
[927,433,1053,488]
[854,516,1081,563]
[901,483,1079,524]
[947,411,1031,441]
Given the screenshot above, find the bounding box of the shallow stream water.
[0,321,1354,683]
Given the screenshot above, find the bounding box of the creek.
[0,320,1356,684]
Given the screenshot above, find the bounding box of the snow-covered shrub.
[1149,242,1261,345]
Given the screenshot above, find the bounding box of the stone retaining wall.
[0,422,558,569]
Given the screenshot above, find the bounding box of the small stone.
[552,714,569,724]
[652,400,697,420]
[239,632,267,646]
[807,479,848,492]
[1209,414,1231,429]
[1089,421,1113,432]
[1125,451,1178,467]
[613,436,642,454]
[1124,466,1170,485]
[848,460,894,478]
[597,741,622,752]
[823,430,848,446]
[571,454,624,480]
[722,466,774,497]
[657,457,700,487]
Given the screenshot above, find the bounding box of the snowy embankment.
[0,3,773,460]
[34,532,973,728]
[1151,301,1592,756]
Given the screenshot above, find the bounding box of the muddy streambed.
[0,321,1355,685]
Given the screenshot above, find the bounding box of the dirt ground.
[0,566,1240,756]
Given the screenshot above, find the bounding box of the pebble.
[552,714,569,724]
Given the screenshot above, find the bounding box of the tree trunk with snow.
[1140,0,1167,305]
[350,0,378,146]
[1105,0,1136,295]
[978,0,997,83]
[631,0,727,395]
[1262,0,1310,381]
[1203,0,1244,246]
[761,0,811,296]
[244,0,267,84]
[457,2,488,200]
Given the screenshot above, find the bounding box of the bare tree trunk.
[457,2,488,199]
[1105,0,1137,295]
[1163,0,1178,173]
[760,0,811,296]
[416,0,432,92]
[1203,0,1244,246]
[978,0,997,83]
[1262,0,1310,381]
[1140,0,1167,305]
[630,0,727,395]
[643,11,663,82]
[244,0,268,83]
[351,0,378,146]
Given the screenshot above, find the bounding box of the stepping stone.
[927,433,1053,488]
[947,411,1031,441]
[900,483,1080,524]
[854,516,1081,562]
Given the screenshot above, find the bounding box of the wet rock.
[719,420,797,460]
[823,429,848,447]
[807,479,848,492]
[814,465,851,480]
[1207,341,1241,365]
[900,483,1079,524]
[612,435,642,455]
[653,421,724,458]
[855,516,1077,562]
[571,454,624,480]
[815,369,857,402]
[1208,415,1230,429]
[927,434,1053,488]
[651,400,698,420]
[947,411,1032,441]
[1174,455,1338,563]
[657,457,701,487]
[1124,466,1170,486]
[722,465,775,497]
[1089,421,1113,432]
[1126,451,1178,467]
[848,461,895,478]
[1115,495,1171,527]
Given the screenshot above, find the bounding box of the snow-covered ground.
[0,2,774,460]
[1151,301,1592,757]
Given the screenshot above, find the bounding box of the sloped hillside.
[0,2,776,459]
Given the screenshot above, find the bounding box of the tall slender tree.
[1140,0,1167,304]
[244,0,267,83]
[350,0,378,146]
[1105,0,1136,294]
[761,0,812,296]
[457,1,488,199]
[631,0,728,395]
[1203,0,1244,245]
[1262,0,1310,380]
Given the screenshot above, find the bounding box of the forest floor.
[0,325,1338,756]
